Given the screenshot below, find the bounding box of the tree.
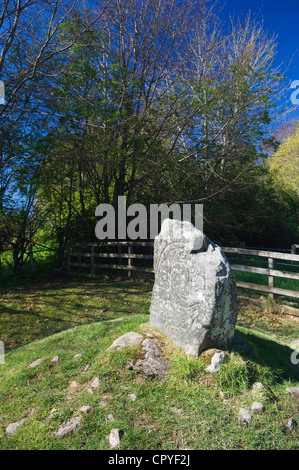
[269,122,299,195]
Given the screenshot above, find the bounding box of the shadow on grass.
[235,327,299,382]
[0,276,153,351]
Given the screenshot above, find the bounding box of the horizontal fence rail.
[67,242,299,313]
[222,247,299,300]
[67,242,154,279]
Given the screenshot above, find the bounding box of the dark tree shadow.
[232,329,299,382]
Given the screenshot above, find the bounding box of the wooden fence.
[67,242,154,279]
[67,242,299,312]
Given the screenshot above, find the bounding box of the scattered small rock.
[29,358,45,368]
[287,418,297,431]
[107,414,115,422]
[145,333,154,338]
[107,332,144,351]
[108,428,121,448]
[5,418,26,436]
[170,407,183,415]
[252,382,266,391]
[206,351,226,373]
[73,353,82,359]
[251,382,266,398]
[57,417,82,438]
[128,393,137,401]
[80,406,91,414]
[51,356,60,364]
[90,377,101,389]
[99,400,107,408]
[70,381,78,390]
[286,387,299,400]
[238,408,252,425]
[251,402,265,414]
[84,364,90,371]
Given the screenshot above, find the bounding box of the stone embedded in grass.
[73,353,82,359]
[285,387,299,400]
[29,358,45,368]
[252,382,266,391]
[5,418,26,436]
[205,351,226,373]
[251,382,266,398]
[99,400,108,408]
[251,402,265,413]
[287,418,297,431]
[238,408,252,425]
[107,332,144,351]
[170,407,183,415]
[107,414,115,422]
[57,416,82,438]
[128,393,137,401]
[90,377,101,389]
[108,428,121,448]
[70,381,78,390]
[80,406,91,414]
[51,356,60,364]
[127,338,169,378]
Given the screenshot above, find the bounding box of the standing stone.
[150,219,237,357]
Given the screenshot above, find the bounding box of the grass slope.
[0,311,298,450]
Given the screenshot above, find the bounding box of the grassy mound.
[0,314,298,450]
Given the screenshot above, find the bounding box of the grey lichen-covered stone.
[150,219,237,357]
[127,338,169,378]
[238,408,252,425]
[5,418,26,436]
[286,387,299,399]
[51,356,60,364]
[57,416,82,438]
[251,402,265,413]
[80,406,91,414]
[28,358,45,368]
[108,428,121,448]
[287,418,297,430]
[205,351,226,373]
[107,332,144,351]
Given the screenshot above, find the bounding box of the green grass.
[0,277,298,450]
[0,278,152,349]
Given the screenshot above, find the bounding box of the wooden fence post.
[128,244,132,278]
[91,245,95,277]
[118,244,122,265]
[268,257,275,299]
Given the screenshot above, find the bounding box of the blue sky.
[220,0,299,120]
